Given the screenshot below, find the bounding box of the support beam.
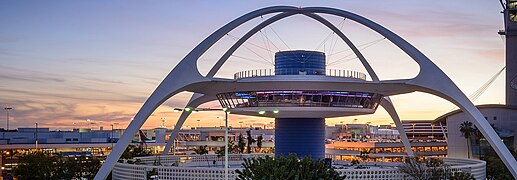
[380,97,414,156]
[162,94,214,155]
[439,122,448,143]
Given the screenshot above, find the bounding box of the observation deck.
[234,69,367,80]
[218,69,379,118]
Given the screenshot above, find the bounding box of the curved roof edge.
[433,104,517,124]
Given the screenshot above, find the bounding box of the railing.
[133,154,267,165]
[337,168,407,180]
[443,158,486,180]
[113,154,486,180]
[233,69,367,80]
[112,163,241,180]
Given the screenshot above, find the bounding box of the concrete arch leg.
[380,97,414,156]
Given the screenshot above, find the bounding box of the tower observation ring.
[95,6,517,179]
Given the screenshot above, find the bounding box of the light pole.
[161,117,167,128]
[431,124,435,140]
[4,107,12,131]
[340,120,344,140]
[390,123,394,140]
[239,121,243,134]
[111,124,114,149]
[217,116,222,128]
[87,119,91,130]
[411,123,416,140]
[35,123,38,151]
[223,108,230,180]
[366,122,371,139]
[196,119,201,129]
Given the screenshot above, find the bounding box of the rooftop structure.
[95,6,517,180]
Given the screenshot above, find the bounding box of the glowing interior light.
[184,107,192,112]
[258,110,266,115]
[273,110,279,114]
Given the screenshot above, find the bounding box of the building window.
[510,1,517,22]
[484,117,488,120]
[494,116,497,120]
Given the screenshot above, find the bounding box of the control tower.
[503,0,517,106]
[218,50,382,158]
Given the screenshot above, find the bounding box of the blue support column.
[275,118,325,159]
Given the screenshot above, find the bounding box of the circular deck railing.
[113,154,486,180]
[233,69,367,80]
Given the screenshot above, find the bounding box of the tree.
[359,149,371,162]
[481,147,517,180]
[194,145,210,167]
[121,144,151,159]
[13,152,101,180]
[236,154,345,180]
[237,134,246,154]
[398,156,475,180]
[14,152,55,179]
[245,129,256,153]
[350,159,360,166]
[193,145,209,155]
[256,134,263,153]
[459,121,475,158]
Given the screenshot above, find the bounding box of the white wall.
[446,106,517,158]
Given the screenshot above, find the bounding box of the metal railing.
[113,154,486,180]
[233,69,367,80]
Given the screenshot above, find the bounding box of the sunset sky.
[0,1,508,130]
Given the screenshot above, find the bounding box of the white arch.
[162,12,415,155]
[162,11,377,154]
[380,97,414,156]
[94,6,300,179]
[95,6,517,179]
[162,94,216,155]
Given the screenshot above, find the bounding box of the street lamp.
[4,107,12,131]
[411,123,416,140]
[340,120,344,140]
[87,119,91,130]
[366,122,371,139]
[223,107,230,180]
[217,116,222,128]
[431,124,435,140]
[35,123,38,151]
[111,124,115,149]
[390,123,395,140]
[239,121,243,134]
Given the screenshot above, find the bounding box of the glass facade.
[510,0,517,21]
[275,50,325,75]
[217,90,383,109]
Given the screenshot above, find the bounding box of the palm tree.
[236,154,345,180]
[459,121,475,158]
[238,134,246,154]
[256,135,263,153]
[246,129,256,153]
